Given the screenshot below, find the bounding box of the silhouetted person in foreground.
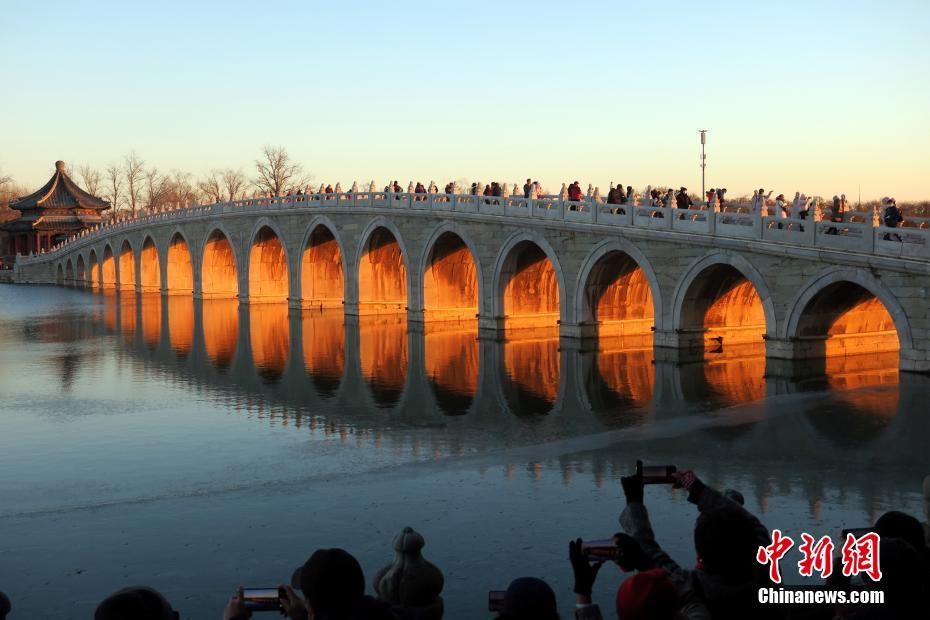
[224,548,394,620]
[95,586,179,620]
[496,577,559,620]
[619,466,779,620]
[0,591,10,620]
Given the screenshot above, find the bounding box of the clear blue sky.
[2,0,929,199]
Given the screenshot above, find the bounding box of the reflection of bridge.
[65,293,927,465]
[13,191,930,372]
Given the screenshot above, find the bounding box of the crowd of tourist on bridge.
[23,170,916,261]
[2,471,927,620]
[292,179,909,236]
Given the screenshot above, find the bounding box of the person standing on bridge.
[882,197,904,241]
[676,187,693,209]
[568,181,583,202]
[523,179,533,199]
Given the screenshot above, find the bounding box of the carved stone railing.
[18,192,930,264]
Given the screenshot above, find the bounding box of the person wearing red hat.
[615,568,678,620]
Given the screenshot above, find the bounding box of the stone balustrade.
[20,191,930,265]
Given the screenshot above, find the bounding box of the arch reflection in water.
[168,295,195,357]
[249,303,290,383]
[79,288,916,464]
[502,328,560,416]
[583,335,654,425]
[119,292,137,341]
[680,346,768,410]
[425,321,478,416]
[202,299,239,369]
[139,293,162,350]
[359,315,408,407]
[302,310,345,397]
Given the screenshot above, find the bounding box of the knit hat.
[615,568,679,620]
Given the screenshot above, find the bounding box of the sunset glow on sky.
[2,0,929,200]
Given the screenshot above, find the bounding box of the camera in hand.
[488,590,507,613]
[582,539,622,562]
[242,588,284,612]
[638,463,677,485]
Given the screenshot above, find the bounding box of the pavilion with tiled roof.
[1,160,110,256]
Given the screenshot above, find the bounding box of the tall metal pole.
[699,129,708,199]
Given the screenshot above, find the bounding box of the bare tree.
[124,151,146,217]
[254,145,306,196]
[167,170,198,209]
[105,164,123,216]
[0,169,11,189]
[77,164,102,196]
[144,167,170,213]
[222,168,246,202]
[198,170,224,204]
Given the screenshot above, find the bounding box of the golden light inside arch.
[249,227,289,303]
[423,232,478,321]
[584,251,654,337]
[202,231,238,299]
[797,282,899,358]
[167,235,194,294]
[680,264,766,349]
[358,227,407,314]
[301,226,344,308]
[101,245,117,290]
[140,238,161,292]
[89,253,100,290]
[501,241,559,331]
[75,256,86,286]
[118,242,135,292]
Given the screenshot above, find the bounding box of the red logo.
[757,529,795,584]
[841,532,882,581]
[757,530,881,583]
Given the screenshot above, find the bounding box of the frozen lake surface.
[0,284,927,619]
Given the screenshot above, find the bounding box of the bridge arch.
[248,219,291,303]
[201,227,238,299]
[65,259,74,285]
[88,249,100,289]
[355,217,411,313]
[299,216,347,308]
[166,231,194,294]
[783,267,909,358]
[140,235,162,292]
[56,263,64,285]
[574,239,661,337]
[76,255,86,287]
[670,252,776,348]
[492,231,565,329]
[118,239,136,292]
[101,243,117,290]
[420,222,482,320]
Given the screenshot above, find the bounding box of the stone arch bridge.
[13,191,930,372]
